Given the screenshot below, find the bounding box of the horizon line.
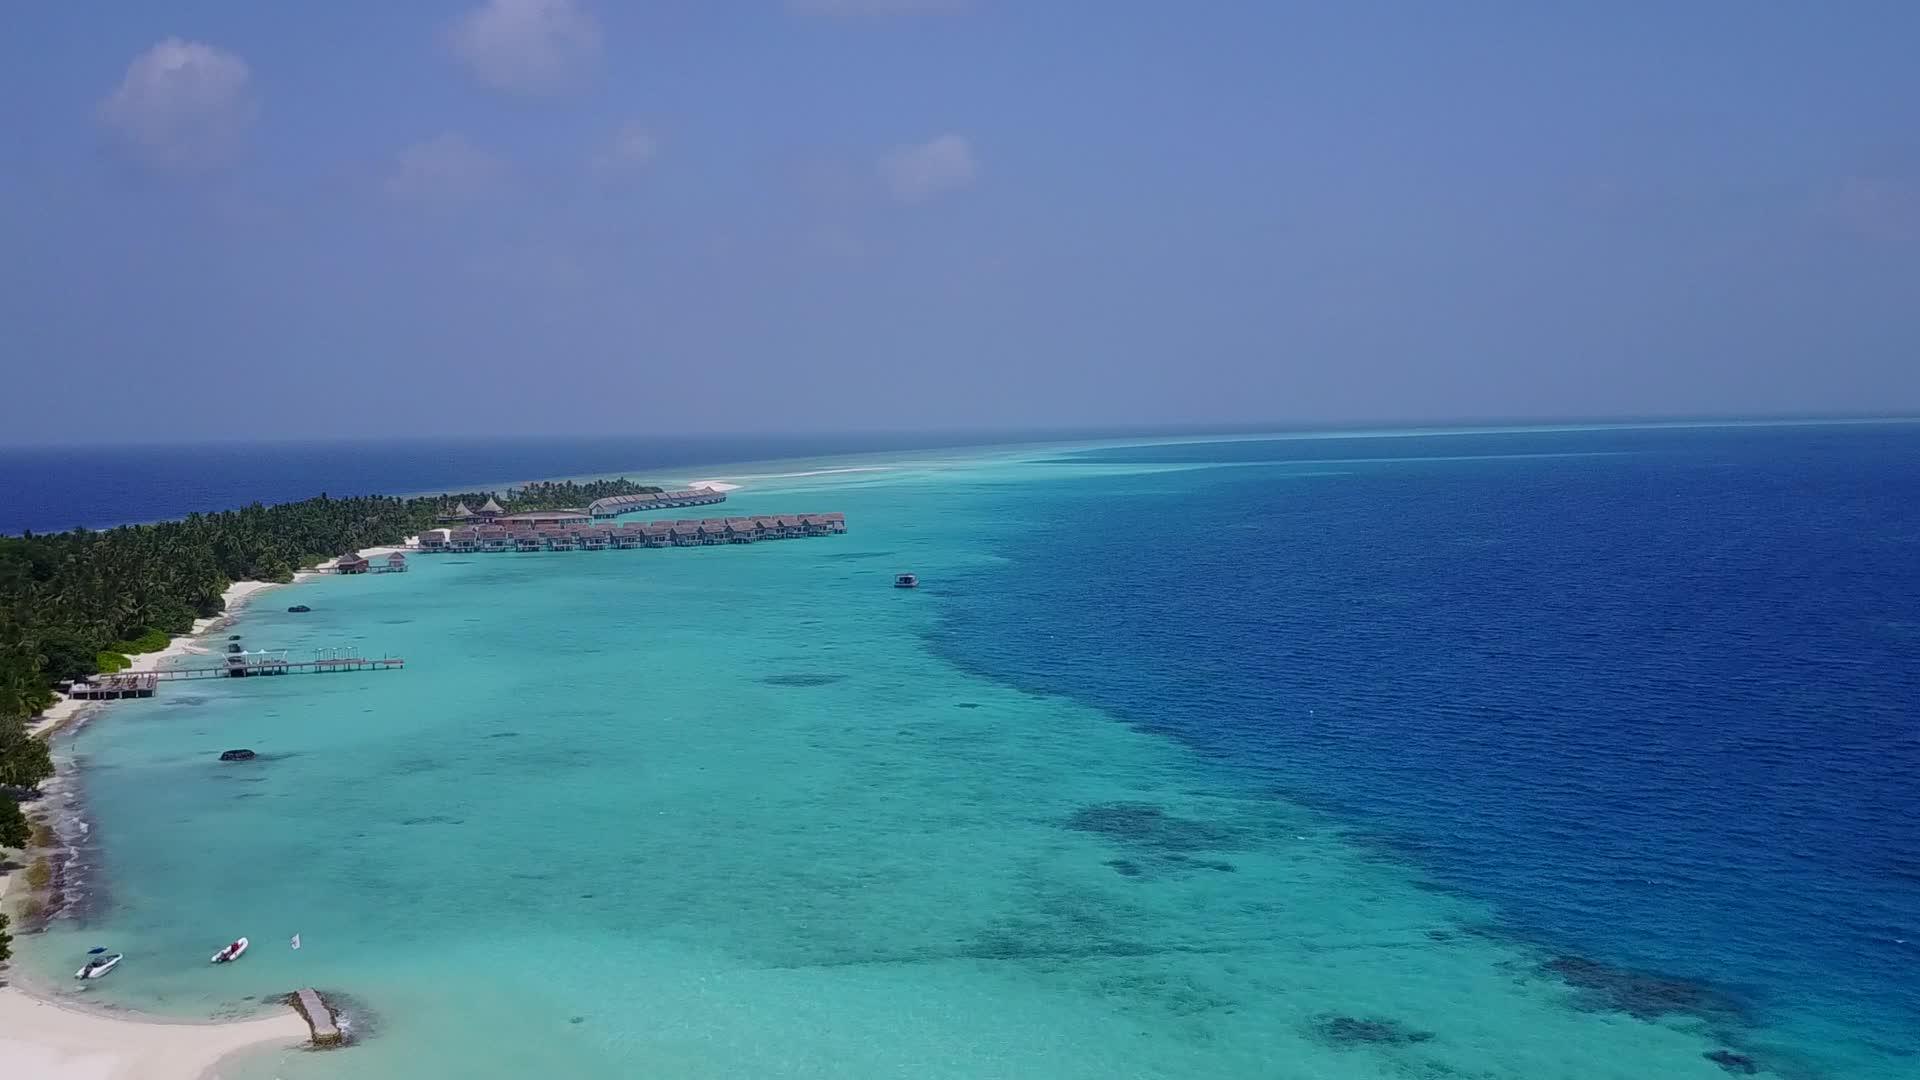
[3,411,1917,451]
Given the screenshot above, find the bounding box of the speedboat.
[211,937,249,964]
[75,950,122,979]
[894,573,919,589]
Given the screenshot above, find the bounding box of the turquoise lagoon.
[20,431,1917,1078]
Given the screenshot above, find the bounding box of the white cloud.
[386,134,510,205]
[789,0,967,15]
[448,0,601,97]
[591,125,659,180]
[97,38,257,172]
[878,134,978,203]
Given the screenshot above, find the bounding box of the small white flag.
[290,933,301,950]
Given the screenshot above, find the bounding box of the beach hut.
[377,551,409,573]
[335,552,370,574]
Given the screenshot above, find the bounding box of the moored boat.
[894,573,919,589]
[75,949,122,979]
[211,937,249,964]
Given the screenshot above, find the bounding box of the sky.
[2,1,1917,443]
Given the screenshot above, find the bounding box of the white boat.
[211,937,249,964]
[75,952,122,979]
[894,573,919,589]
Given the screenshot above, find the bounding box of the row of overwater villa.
[437,488,729,525]
[418,512,846,553]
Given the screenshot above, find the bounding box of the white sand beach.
[0,987,308,1080]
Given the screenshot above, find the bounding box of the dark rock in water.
[485,731,521,739]
[1310,1015,1436,1047]
[955,702,983,709]
[1104,858,1144,878]
[569,1016,586,1025]
[1064,801,1234,852]
[227,634,242,641]
[1705,1050,1759,1075]
[1540,955,1743,1021]
[287,604,312,613]
[760,673,846,688]
[219,749,257,761]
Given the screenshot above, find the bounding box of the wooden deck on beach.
[67,673,159,699]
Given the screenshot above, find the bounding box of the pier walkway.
[155,654,406,680]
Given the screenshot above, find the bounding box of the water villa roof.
[478,497,505,514]
[449,501,474,518]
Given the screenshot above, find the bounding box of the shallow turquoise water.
[19,440,1899,1078]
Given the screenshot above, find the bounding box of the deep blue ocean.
[934,423,1920,1067]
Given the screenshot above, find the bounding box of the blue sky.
[3,1,1916,442]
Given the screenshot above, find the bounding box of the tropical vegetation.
[0,795,27,849]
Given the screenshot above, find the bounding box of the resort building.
[475,497,506,522]
[336,552,371,574]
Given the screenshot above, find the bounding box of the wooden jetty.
[151,651,406,680]
[67,673,159,700]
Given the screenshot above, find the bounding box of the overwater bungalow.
[336,552,371,574]
[373,552,409,573]
[587,488,729,519]
[404,509,842,559]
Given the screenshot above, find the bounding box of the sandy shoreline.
[0,546,409,1076]
[0,983,309,1080]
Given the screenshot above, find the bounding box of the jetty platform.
[290,988,343,1046]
